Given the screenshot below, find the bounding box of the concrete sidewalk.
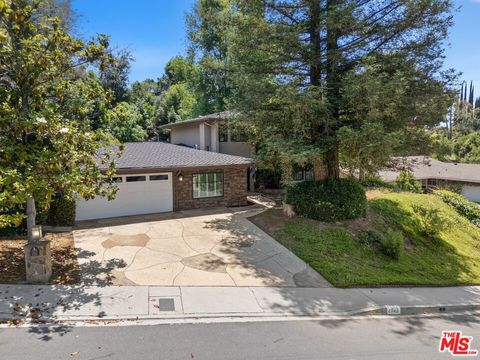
[0,285,479,323]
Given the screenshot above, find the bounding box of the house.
[379,156,480,203]
[75,142,254,221]
[159,112,328,189]
[159,111,254,158]
[159,112,256,190]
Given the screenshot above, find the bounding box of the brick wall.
[174,166,250,210]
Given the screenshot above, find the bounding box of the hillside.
[249,192,480,287]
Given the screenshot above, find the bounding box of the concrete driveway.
[73,207,330,287]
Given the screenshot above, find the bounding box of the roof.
[158,111,236,130]
[103,142,253,171]
[379,156,480,184]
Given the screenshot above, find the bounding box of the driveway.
[73,207,330,287]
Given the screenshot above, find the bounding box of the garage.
[76,172,173,221]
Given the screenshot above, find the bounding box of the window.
[193,172,224,198]
[293,166,314,182]
[126,176,146,182]
[427,178,437,186]
[150,175,169,181]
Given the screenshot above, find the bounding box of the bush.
[395,170,422,193]
[360,176,394,189]
[358,229,383,246]
[285,178,367,222]
[0,204,48,237]
[412,204,446,239]
[434,190,480,227]
[380,229,404,260]
[46,196,76,227]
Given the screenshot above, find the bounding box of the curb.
[1,304,478,326]
[355,304,480,316]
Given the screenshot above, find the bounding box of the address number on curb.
[386,305,401,315]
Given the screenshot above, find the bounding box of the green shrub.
[434,190,480,227]
[395,170,422,193]
[46,196,76,226]
[411,204,447,239]
[0,204,48,237]
[285,178,367,222]
[379,229,404,260]
[358,229,383,246]
[360,177,394,189]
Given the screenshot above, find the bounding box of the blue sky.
[74,0,479,86]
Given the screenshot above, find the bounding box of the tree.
[103,102,147,142]
[129,79,162,139]
[158,83,198,124]
[187,0,234,113]
[0,0,119,241]
[99,48,134,104]
[228,0,455,181]
[339,123,397,179]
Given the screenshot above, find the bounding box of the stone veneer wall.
[174,166,250,210]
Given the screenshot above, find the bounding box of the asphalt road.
[0,314,479,360]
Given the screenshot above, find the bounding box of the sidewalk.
[1,284,479,323]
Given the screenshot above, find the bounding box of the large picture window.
[193,172,224,198]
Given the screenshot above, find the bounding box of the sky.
[74,0,480,86]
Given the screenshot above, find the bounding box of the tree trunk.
[26,196,37,243]
[325,146,340,179]
[324,0,341,180]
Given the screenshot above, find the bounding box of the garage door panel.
[76,172,173,221]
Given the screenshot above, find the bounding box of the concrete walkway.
[73,206,330,288]
[1,285,479,323]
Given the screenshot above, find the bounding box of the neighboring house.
[75,142,253,221]
[379,156,480,203]
[159,112,254,158]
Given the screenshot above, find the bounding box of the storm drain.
[158,298,176,312]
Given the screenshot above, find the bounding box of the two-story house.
[159,112,255,189]
[159,112,254,158]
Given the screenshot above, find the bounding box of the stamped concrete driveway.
[73,207,330,287]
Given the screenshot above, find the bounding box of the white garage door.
[76,172,173,221]
[461,185,480,204]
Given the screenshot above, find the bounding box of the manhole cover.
[158,298,175,312]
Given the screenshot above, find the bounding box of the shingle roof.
[103,142,253,170]
[158,111,236,129]
[379,156,480,184]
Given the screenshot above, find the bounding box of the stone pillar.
[24,241,52,283]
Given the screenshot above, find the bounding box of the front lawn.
[250,192,480,287]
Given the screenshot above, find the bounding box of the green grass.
[274,192,480,287]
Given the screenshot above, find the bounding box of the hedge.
[434,190,480,228]
[285,178,367,222]
[46,196,76,227]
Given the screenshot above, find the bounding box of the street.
[0,314,479,359]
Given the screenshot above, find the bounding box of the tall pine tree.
[228,0,455,179]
